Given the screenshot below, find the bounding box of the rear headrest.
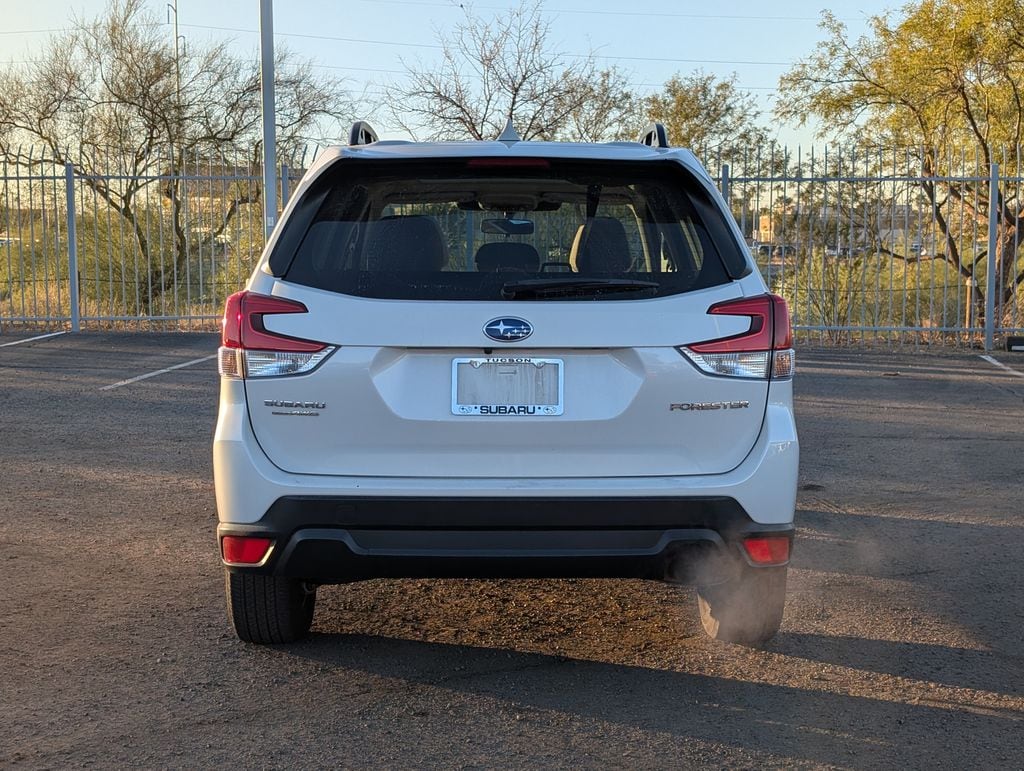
[475,242,540,272]
[569,217,631,273]
[363,215,447,271]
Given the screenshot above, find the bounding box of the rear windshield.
[272,157,747,300]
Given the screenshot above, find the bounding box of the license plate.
[452,357,563,416]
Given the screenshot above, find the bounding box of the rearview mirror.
[481,218,534,236]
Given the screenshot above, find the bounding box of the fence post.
[964,277,976,331]
[64,163,80,333]
[280,163,290,207]
[720,163,730,206]
[260,0,277,240]
[985,162,998,351]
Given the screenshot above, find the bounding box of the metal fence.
[1,149,304,332]
[3,145,1024,346]
[706,146,1024,348]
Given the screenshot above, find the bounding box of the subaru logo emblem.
[484,317,533,342]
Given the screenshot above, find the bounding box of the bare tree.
[0,0,355,308]
[392,0,640,142]
[646,71,770,157]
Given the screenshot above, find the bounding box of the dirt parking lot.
[1,333,1022,768]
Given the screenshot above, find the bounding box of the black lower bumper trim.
[255,495,755,531]
[218,496,794,583]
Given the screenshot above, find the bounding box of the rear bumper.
[218,496,794,583]
[213,379,799,527]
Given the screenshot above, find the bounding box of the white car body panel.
[215,135,797,527]
[214,378,797,524]
[241,277,771,478]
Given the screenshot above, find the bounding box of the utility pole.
[168,1,182,99]
[260,0,277,240]
[167,1,188,276]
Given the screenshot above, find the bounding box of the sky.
[0,0,902,147]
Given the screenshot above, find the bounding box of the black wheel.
[225,570,316,644]
[696,563,787,646]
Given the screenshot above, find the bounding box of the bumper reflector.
[221,536,274,566]
[742,536,791,565]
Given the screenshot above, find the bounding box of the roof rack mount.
[639,122,669,148]
[349,121,379,146]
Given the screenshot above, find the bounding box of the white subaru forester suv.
[214,121,798,646]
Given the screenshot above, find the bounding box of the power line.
[1,56,782,91]
[181,23,444,49]
[0,22,797,65]
[598,55,789,66]
[324,68,782,91]
[0,28,68,35]
[355,0,832,22]
[180,23,793,66]
[314,63,782,88]
[1,24,793,85]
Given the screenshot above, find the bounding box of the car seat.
[363,215,448,271]
[474,241,541,272]
[569,216,632,273]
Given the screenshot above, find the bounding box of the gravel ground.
[1,333,1022,769]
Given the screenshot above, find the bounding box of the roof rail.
[349,121,379,146]
[639,122,669,148]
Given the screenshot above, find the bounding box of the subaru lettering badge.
[484,317,533,342]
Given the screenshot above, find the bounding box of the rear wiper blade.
[500,278,660,300]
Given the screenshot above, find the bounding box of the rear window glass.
[274,158,746,300]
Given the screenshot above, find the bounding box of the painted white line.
[100,354,217,391]
[979,354,1024,379]
[0,331,67,348]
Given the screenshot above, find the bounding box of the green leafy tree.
[646,71,770,157]
[777,0,1024,317]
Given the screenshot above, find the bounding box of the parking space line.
[0,331,67,348]
[979,354,1024,379]
[100,354,217,391]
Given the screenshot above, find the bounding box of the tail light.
[466,158,551,168]
[218,291,335,379]
[680,294,794,380]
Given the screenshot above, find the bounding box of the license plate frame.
[451,357,564,416]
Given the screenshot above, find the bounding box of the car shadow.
[280,633,1021,768]
[772,631,1024,698]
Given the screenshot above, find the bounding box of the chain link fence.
[3,144,1024,346]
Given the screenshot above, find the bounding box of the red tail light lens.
[222,291,323,352]
[742,536,791,566]
[681,294,795,379]
[690,294,788,353]
[771,295,793,350]
[219,291,334,379]
[221,535,274,566]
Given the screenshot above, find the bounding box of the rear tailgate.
[243,285,768,478]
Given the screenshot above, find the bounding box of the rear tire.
[696,563,786,646]
[225,570,316,644]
